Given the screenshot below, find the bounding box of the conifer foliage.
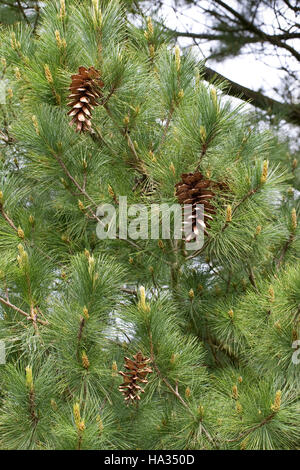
[0,0,299,450]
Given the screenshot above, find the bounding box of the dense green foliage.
[0,0,299,450]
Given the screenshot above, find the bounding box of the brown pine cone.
[119,352,152,404]
[175,171,225,239]
[67,66,103,133]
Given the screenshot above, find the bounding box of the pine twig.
[226,412,276,443]
[0,205,18,232]
[186,187,259,260]
[52,152,169,262]
[275,233,295,269]
[16,0,31,25]
[248,264,258,291]
[33,2,41,34]
[159,105,175,150]
[221,188,258,232]
[0,296,48,325]
[121,287,138,297]
[103,102,149,176]
[76,316,85,361]
[52,153,97,208]
[28,389,39,425]
[148,331,218,447]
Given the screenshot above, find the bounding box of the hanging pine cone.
[67,66,104,133]
[175,171,226,239]
[119,352,152,404]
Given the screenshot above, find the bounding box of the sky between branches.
[142,0,299,102]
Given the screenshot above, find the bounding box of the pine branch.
[185,183,261,260]
[32,1,41,34]
[121,287,138,297]
[221,187,259,233]
[185,239,209,261]
[211,0,300,62]
[28,389,39,426]
[0,129,14,144]
[275,232,295,269]
[0,204,18,232]
[226,411,276,443]
[248,264,258,291]
[158,104,175,150]
[151,4,300,126]
[76,316,85,361]
[0,296,48,325]
[148,331,218,447]
[52,152,171,263]
[171,30,300,42]
[16,0,31,25]
[103,102,148,175]
[0,200,53,261]
[52,153,97,208]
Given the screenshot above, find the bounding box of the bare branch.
[202,65,300,126]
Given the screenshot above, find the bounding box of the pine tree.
[0,0,299,450]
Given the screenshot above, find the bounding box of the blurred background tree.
[127,0,300,128]
[0,1,40,27]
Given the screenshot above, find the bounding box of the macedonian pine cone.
[175,171,226,239]
[119,352,152,404]
[67,66,103,133]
